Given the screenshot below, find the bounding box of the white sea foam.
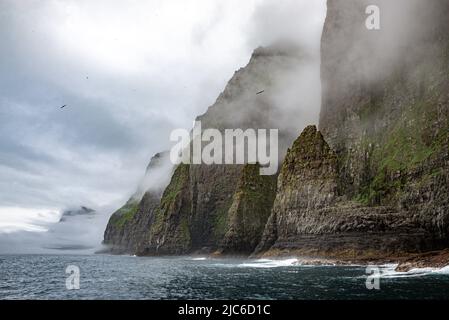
[372,264,449,279]
[238,258,299,268]
[438,265,449,274]
[190,257,207,261]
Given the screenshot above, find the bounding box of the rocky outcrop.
[255,125,338,254]
[396,249,449,272]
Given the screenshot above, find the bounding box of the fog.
[0,206,113,254]
[133,151,174,200]
[322,0,445,91]
[0,0,326,253]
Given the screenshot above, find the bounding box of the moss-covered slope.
[218,163,277,254]
[137,164,192,255]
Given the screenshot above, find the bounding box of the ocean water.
[0,254,448,300]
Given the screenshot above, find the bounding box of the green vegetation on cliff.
[220,163,277,254]
[111,201,140,228]
[151,164,190,236]
[356,88,449,205]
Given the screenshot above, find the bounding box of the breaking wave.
[190,257,208,261]
[371,264,449,279]
[238,258,299,268]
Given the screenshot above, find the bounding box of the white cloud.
[0,207,60,234]
[0,0,326,241]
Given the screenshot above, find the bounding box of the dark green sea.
[1,255,448,300]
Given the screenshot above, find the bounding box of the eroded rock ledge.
[395,249,449,272]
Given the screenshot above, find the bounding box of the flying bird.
[60,105,67,109]
[256,90,265,95]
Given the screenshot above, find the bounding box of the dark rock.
[59,206,95,222]
[254,125,339,254]
[219,163,277,255]
[136,164,192,255]
[396,249,449,272]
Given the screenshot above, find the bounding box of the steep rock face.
[256,126,444,259]
[320,0,449,202]
[320,0,449,235]
[137,164,192,255]
[218,163,277,255]
[255,125,338,254]
[103,152,170,254]
[256,0,449,259]
[135,45,313,255]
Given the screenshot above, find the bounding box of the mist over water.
[0,206,111,254]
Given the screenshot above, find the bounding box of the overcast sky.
[0,0,326,235]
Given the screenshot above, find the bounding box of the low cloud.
[0,0,326,251]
